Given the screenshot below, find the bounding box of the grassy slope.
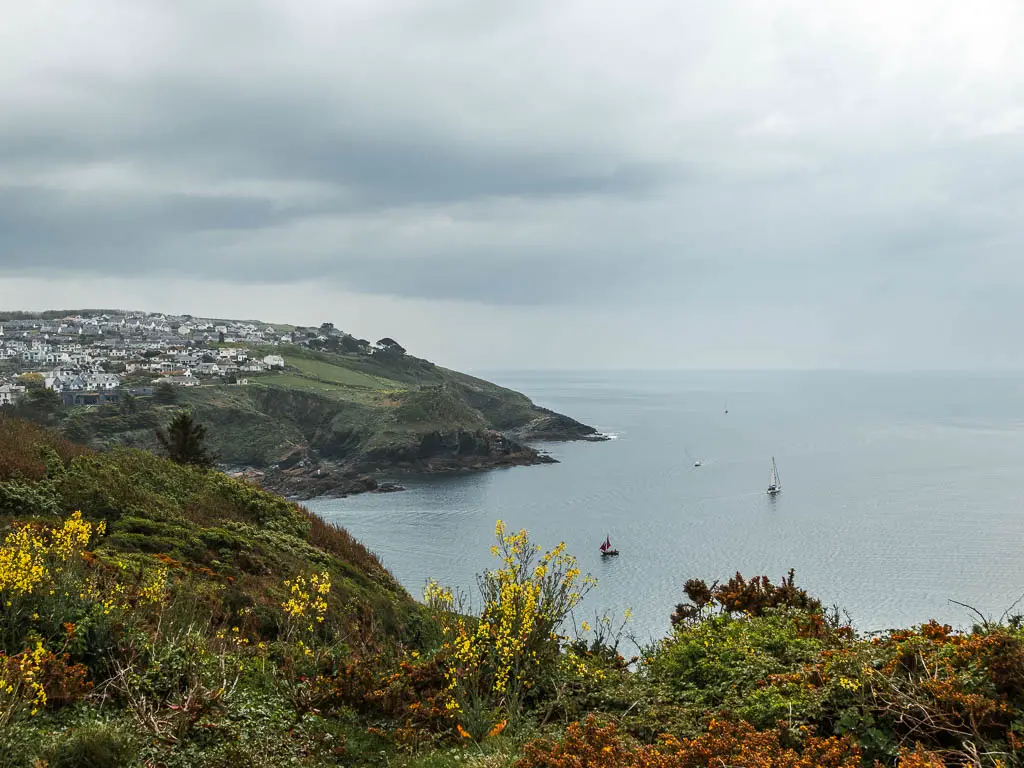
[0,418,438,766]
[2,419,1022,768]
[0,418,421,638]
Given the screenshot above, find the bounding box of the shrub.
[0,642,92,727]
[646,609,836,730]
[429,521,596,736]
[0,416,88,482]
[302,507,389,580]
[43,722,138,768]
[672,569,822,626]
[517,715,864,768]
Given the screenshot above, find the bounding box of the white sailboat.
[767,456,781,495]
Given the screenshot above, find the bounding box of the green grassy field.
[258,373,350,395]
[284,356,399,390]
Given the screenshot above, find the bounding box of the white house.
[0,384,25,406]
[262,354,285,369]
[81,373,121,391]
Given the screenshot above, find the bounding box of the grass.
[285,356,399,390]
[256,374,350,396]
[253,374,389,407]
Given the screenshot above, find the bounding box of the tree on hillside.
[17,387,61,422]
[16,373,45,390]
[375,337,406,355]
[156,411,215,468]
[340,335,370,354]
[154,382,177,404]
[120,393,138,415]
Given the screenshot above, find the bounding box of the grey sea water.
[308,371,1024,644]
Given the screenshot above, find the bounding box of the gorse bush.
[426,521,596,737]
[671,569,823,626]
[517,715,865,768]
[645,608,837,731]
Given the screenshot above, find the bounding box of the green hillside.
[2,417,1023,768]
[53,346,600,495]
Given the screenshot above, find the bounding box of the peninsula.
[0,310,605,498]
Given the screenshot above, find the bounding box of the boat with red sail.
[599,535,619,557]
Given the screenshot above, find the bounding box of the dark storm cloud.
[3,0,1024,313]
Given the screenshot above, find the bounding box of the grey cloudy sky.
[2,0,1024,369]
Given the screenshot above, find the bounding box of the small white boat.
[767,456,781,496]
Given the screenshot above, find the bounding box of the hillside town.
[0,311,382,407]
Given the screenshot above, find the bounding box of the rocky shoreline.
[229,421,598,500]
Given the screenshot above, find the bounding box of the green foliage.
[10,416,1024,767]
[392,386,487,431]
[645,609,833,730]
[42,721,138,768]
[0,477,62,516]
[154,381,177,404]
[156,410,216,468]
[15,387,62,424]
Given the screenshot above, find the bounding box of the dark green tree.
[16,387,61,424]
[375,337,406,355]
[153,382,177,404]
[120,393,138,415]
[155,411,215,468]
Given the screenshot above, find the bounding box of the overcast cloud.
[2,0,1024,369]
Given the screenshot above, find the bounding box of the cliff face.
[507,409,606,442]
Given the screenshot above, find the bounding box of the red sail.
[600,535,611,552]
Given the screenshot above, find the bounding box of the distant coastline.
[0,309,606,499]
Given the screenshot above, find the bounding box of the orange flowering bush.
[672,570,824,627]
[337,651,458,750]
[0,642,91,727]
[517,716,864,768]
[861,622,1024,759]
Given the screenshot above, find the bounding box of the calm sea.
[308,371,1024,644]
